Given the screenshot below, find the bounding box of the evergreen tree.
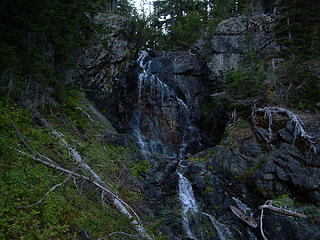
[275,0,320,109]
[0,0,133,102]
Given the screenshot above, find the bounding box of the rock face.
[208,14,277,82]
[183,110,320,240]
[79,14,137,132]
[131,50,215,157]
[80,13,320,240]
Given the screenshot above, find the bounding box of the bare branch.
[73,177,84,198]
[19,174,72,209]
[75,106,93,122]
[210,92,226,98]
[259,204,307,218]
[260,200,269,240]
[255,107,317,152]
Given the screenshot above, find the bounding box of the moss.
[204,186,214,195]
[188,157,206,162]
[273,194,295,208]
[236,120,251,129]
[235,156,267,181]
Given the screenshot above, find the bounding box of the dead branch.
[17,148,153,239]
[16,149,90,181]
[19,174,72,209]
[226,109,242,130]
[75,106,93,122]
[210,92,226,98]
[73,177,84,198]
[30,111,153,240]
[260,200,269,240]
[259,204,307,218]
[230,205,258,228]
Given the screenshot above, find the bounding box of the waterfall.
[202,213,234,240]
[132,50,201,158]
[177,170,235,240]
[133,51,204,239]
[178,173,198,240]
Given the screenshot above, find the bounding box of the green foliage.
[236,120,251,128]
[275,0,320,60]
[132,16,167,49]
[170,12,203,49]
[273,194,295,208]
[146,0,242,50]
[211,32,268,109]
[276,61,319,110]
[204,186,214,195]
[273,0,320,110]
[0,0,111,101]
[131,160,151,179]
[0,94,160,239]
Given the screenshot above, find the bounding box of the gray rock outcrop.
[208,14,277,82]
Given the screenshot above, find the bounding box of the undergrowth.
[0,93,164,239]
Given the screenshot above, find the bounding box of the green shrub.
[131,160,151,179]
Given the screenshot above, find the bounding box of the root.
[253,106,317,152]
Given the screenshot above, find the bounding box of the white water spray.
[202,212,234,240]
[178,173,198,240]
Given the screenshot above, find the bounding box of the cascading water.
[178,172,198,240]
[131,50,201,158]
[132,51,229,239]
[202,213,234,240]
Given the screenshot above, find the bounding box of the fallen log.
[230,205,258,228]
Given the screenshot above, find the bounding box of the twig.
[259,204,307,218]
[210,92,226,98]
[73,177,84,198]
[75,106,93,122]
[226,109,242,130]
[7,71,14,98]
[19,174,72,209]
[16,149,90,181]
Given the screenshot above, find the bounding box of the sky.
[133,0,154,15]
